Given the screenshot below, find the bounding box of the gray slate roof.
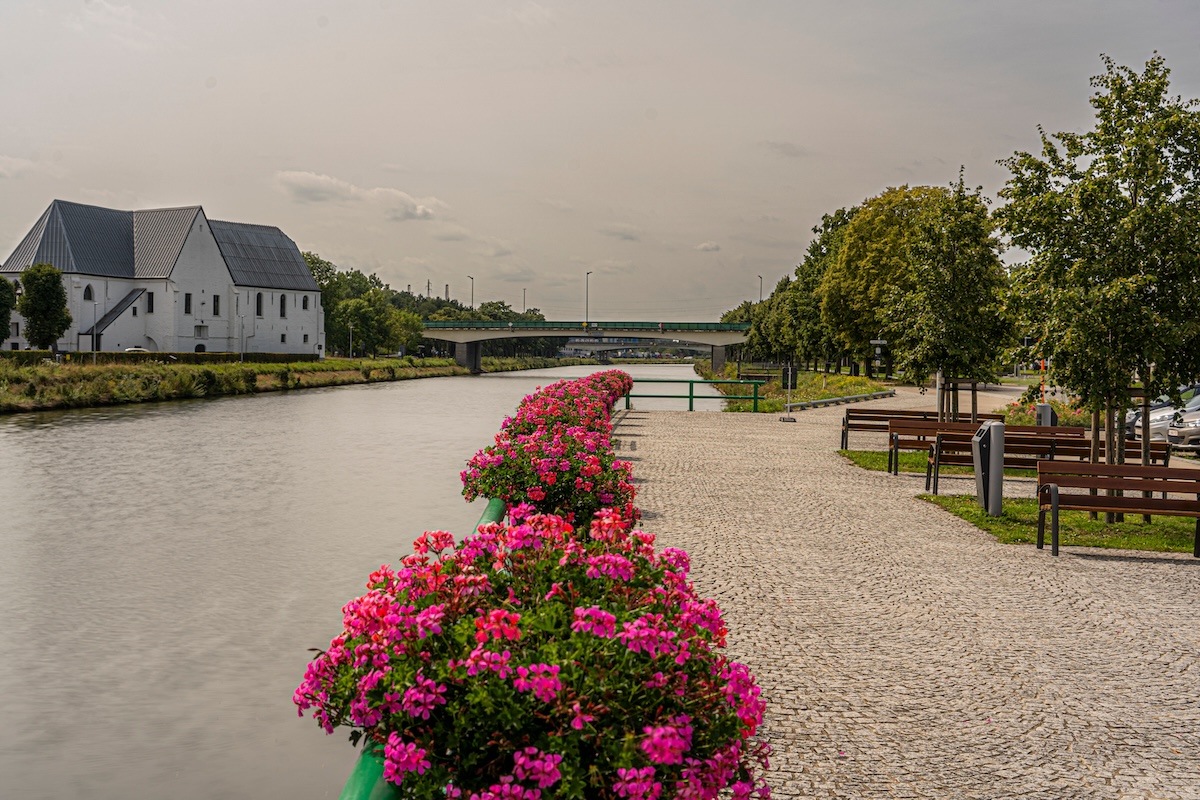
[209,220,319,292]
[2,200,316,292]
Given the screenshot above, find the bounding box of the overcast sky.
[1,1,1197,320]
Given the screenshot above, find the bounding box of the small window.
[303,334,309,343]
[83,284,94,301]
[194,325,208,339]
[256,292,263,317]
[146,292,154,313]
[302,295,309,310]
[195,344,206,353]
[132,306,138,317]
[213,295,221,316]
[280,294,287,318]
[184,293,193,314]
[10,342,17,351]
[280,334,287,343]
[10,322,17,338]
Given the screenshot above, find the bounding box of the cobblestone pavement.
[616,392,1200,799]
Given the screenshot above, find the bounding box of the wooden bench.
[1036,461,1200,557]
[926,433,1170,494]
[841,407,1002,449]
[886,420,1088,480]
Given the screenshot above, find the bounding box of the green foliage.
[995,398,1091,427]
[0,277,15,347]
[16,264,72,350]
[883,173,1012,386]
[996,54,1200,414]
[819,185,948,359]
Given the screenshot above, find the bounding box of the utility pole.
[758,275,763,303]
[523,288,527,313]
[586,271,593,326]
[348,321,353,359]
[467,275,474,309]
[92,302,98,365]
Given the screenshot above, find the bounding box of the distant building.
[1,199,324,355]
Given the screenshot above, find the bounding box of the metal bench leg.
[1050,484,1060,557]
[931,445,942,495]
[1037,487,1046,550]
[1194,518,1199,559]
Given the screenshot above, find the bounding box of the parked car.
[124,347,150,353]
[1135,390,1200,441]
[1126,384,1200,437]
[1168,406,1200,450]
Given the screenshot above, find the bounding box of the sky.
[2,0,1198,321]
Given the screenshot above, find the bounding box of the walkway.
[617,394,1200,799]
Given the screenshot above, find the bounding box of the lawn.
[839,449,1034,477]
[923,494,1197,553]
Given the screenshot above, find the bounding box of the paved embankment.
[617,394,1200,799]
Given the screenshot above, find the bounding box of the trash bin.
[972,421,1005,516]
[1036,403,1058,427]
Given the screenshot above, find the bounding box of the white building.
[2,200,324,356]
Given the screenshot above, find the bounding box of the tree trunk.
[1105,405,1116,523]
[970,382,978,424]
[1090,408,1101,520]
[1142,392,1152,523]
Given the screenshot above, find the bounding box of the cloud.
[694,241,721,252]
[729,232,803,250]
[542,198,573,212]
[64,0,164,51]
[761,140,808,159]
[429,223,472,241]
[275,171,444,221]
[598,223,642,242]
[470,237,515,258]
[0,155,39,179]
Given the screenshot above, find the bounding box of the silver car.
[1168,406,1200,450]
[1136,392,1200,441]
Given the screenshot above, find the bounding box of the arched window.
[280,294,287,318]
[302,295,309,310]
[256,292,263,317]
[83,284,94,301]
[194,344,206,353]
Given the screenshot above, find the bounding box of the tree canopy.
[17,264,72,350]
[0,277,16,347]
[996,54,1200,412]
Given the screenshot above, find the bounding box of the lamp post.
[92,301,98,365]
[523,288,526,313]
[757,275,763,303]
[585,271,593,327]
[239,314,245,362]
[467,275,474,310]
[348,321,353,359]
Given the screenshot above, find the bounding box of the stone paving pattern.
[616,390,1200,799]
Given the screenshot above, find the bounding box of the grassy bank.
[694,361,890,412]
[0,356,600,414]
[923,494,1196,553]
[839,449,1036,477]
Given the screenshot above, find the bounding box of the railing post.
[689,381,695,412]
[625,391,631,410]
[753,383,759,413]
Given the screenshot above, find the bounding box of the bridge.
[422,320,749,372]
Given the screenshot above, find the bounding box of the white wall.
[170,213,237,354]
[236,286,324,356]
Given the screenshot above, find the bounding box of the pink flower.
[401,671,447,720]
[513,746,564,788]
[382,734,431,784]
[570,606,617,638]
[569,701,595,730]
[613,766,662,799]
[641,715,693,765]
[512,663,562,702]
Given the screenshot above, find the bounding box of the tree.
[793,208,856,370]
[392,309,424,354]
[819,185,948,370]
[0,277,15,347]
[302,251,337,290]
[996,54,1200,461]
[17,264,72,351]
[883,173,1012,405]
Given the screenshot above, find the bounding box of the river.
[0,363,720,799]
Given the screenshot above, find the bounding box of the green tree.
[883,174,1012,397]
[392,309,424,354]
[793,208,856,369]
[17,264,72,351]
[0,277,16,347]
[996,54,1200,458]
[302,251,337,289]
[819,185,947,370]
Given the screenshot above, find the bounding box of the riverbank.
[693,360,890,412]
[0,355,600,413]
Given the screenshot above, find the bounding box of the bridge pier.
[454,341,482,373]
[711,345,727,372]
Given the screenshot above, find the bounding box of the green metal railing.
[337,497,507,799]
[622,378,766,412]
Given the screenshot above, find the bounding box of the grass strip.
[922,494,1197,553]
[839,449,1034,477]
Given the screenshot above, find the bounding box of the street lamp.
[239,314,245,362]
[523,288,527,313]
[92,301,98,365]
[348,321,353,359]
[585,271,593,327]
[757,275,763,303]
[467,275,474,310]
